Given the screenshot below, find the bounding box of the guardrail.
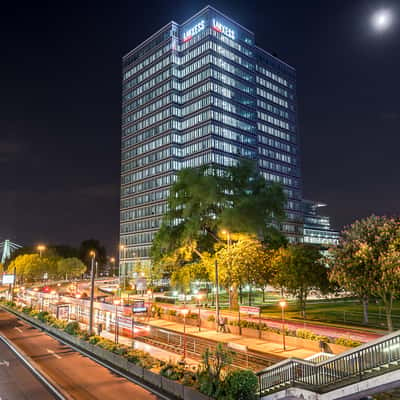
[257,329,400,396]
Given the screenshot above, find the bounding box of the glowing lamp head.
[181,309,189,316]
[51,290,56,295]
[113,299,120,305]
[89,250,95,258]
[372,9,394,31]
[37,245,46,252]
[75,294,81,299]
[279,299,287,308]
[196,294,203,300]
[33,288,39,292]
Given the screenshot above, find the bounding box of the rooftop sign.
[212,18,235,40]
[182,20,205,42]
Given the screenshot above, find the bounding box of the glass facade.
[302,200,340,247]
[120,6,303,276]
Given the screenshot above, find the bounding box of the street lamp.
[119,245,125,288]
[196,294,203,332]
[114,299,120,344]
[88,250,96,335]
[110,257,116,277]
[37,245,46,258]
[279,299,287,351]
[181,308,189,361]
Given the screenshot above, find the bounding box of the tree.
[151,160,286,274]
[329,215,397,325]
[57,258,87,280]
[273,244,329,318]
[8,254,57,282]
[79,239,107,269]
[215,235,271,309]
[197,344,232,398]
[376,244,400,331]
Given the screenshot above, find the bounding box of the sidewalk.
[146,318,316,360]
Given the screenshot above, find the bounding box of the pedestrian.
[219,315,224,332]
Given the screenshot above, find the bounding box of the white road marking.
[14,327,23,333]
[0,360,10,367]
[46,349,61,359]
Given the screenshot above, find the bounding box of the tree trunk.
[262,287,265,303]
[231,282,239,310]
[239,285,243,304]
[362,297,369,324]
[384,295,394,332]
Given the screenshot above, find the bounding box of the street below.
[0,308,164,400]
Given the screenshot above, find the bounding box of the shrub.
[37,311,49,323]
[223,369,258,400]
[89,335,102,344]
[160,362,186,380]
[168,309,177,316]
[334,337,362,347]
[22,306,32,314]
[64,321,80,336]
[207,315,215,322]
[80,331,90,341]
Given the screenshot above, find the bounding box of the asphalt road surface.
[0,309,163,400]
[0,336,56,399]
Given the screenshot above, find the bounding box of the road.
[0,309,163,400]
[0,335,56,399]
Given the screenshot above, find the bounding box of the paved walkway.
[146,318,316,360]
[151,302,384,343]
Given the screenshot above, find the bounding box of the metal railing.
[257,329,400,396]
[137,324,282,370]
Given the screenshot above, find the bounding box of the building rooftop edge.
[255,46,295,71]
[180,5,254,35]
[122,5,295,72]
[123,21,176,60]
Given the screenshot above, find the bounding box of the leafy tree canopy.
[151,160,286,267]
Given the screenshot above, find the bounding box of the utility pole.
[88,251,96,335]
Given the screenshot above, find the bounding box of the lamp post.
[181,308,189,361]
[221,230,232,308]
[131,312,135,349]
[75,293,81,322]
[119,245,125,289]
[114,299,120,344]
[279,299,287,351]
[37,245,46,258]
[214,260,220,333]
[110,257,116,277]
[196,294,203,332]
[88,250,96,336]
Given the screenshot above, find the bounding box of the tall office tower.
[120,6,302,277]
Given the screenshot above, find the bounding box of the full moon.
[371,9,393,31]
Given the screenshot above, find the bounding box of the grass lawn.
[188,290,399,331]
[259,298,400,331]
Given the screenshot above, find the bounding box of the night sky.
[1,0,399,254]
